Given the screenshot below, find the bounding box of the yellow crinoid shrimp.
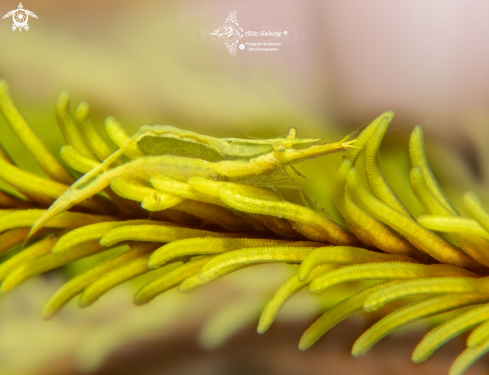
[28,110,358,241]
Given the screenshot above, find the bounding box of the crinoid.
[1,79,489,375]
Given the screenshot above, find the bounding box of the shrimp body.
[28,125,355,237]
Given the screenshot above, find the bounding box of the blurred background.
[1,0,489,374]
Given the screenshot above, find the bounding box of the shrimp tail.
[28,169,117,240]
[342,138,362,150]
[27,194,75,240]
[27,138,139,239]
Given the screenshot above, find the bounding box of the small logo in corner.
[3,3,38,32]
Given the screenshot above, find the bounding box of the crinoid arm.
[3,82,489,375]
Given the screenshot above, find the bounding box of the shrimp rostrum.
[28,123,357,241]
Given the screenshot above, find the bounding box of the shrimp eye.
[286,127,297,140]
[275,143,286,152]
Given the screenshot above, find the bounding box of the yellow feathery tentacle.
[60,145,100,174]
[148,237,306,268]
[1,240,110,293]
[410,166,453,215]
[346,167,483,271]
[0,156,116,213]
[418,215,489,240]
[299,281,395,350]
[187,177,302,235]
[178,263,249,293]
[333,161,385,248]
[43,242,158,319]
[109,176,184,211]
[79,249,181,307]
[55,91,97,161]
[413,303,489,363]
[345,110,394,164]
[176,245,318,292]
[0,228,31,255]
[298,246,417,281]
[198,246,317,282]
[134,256,212,305]
[364,115,412,216]
[0,158,64,207]
[467,318,489,348]
[258,263,338,334]
[464,192,489,234]
[0,158,58,206]
[104,116,145,159]
[153,177,273,230]
[309,262,476,295]
[217,182,359,245]
[99,224,240,247]
[0,232,65,281]
[151,176,224,206]
[0,80,74,184]
[352,294,489,356]
[410,164,489,268]
[51,219,172,254]
[409,125,458,215]
[0,209,118,233]
[449,339,489,375]
[75,102,113,161]
[363,276,488,312]
[333,160,425,259]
